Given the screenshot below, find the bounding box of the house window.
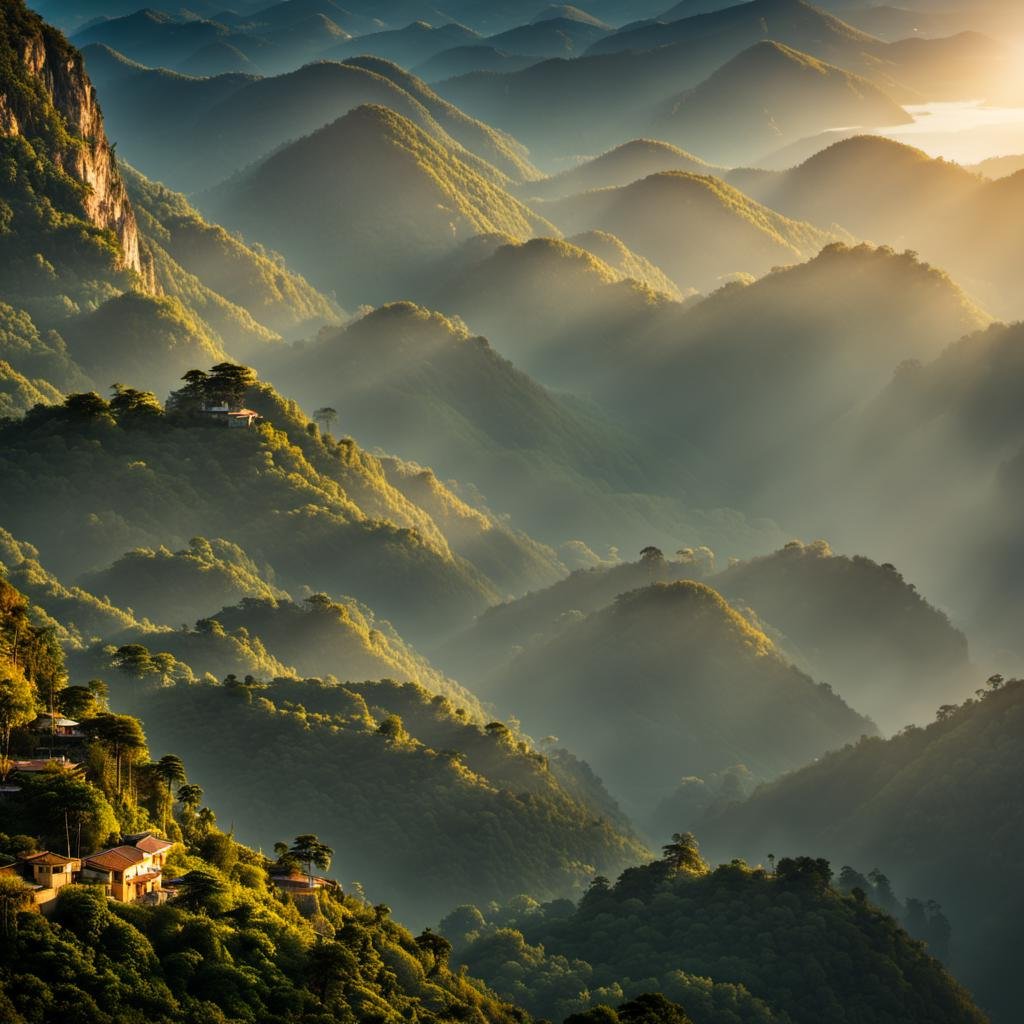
[114,871,122,882]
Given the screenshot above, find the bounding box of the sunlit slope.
[700,678,1024,1022]
[479,580,875,813]
[261,299,702,551]
[452,855,988,1024]
[83,49,532,193]
[340,55,542,181]
[204,104,556,306]
[655,41,911,165]
[0,382,566,639]
[739,136,1024,316]
[541,171,839,291]
[79,536,288,625]
[123,163,342,344]
[589,0,882,59]
[119,674,650,922]
[519,139,721,201]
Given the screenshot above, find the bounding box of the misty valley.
[0,1,1023,1023]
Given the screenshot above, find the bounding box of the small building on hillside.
[269,869,339,894]
[30,712,85,739]
[200,402,261,428]
[16,851,82,914]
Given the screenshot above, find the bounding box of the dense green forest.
[441,840,984,1024]
[0,576,535,1024]
[698,678,1024,1022]
[2,0,1023,1020]
[473,578,873,815]
[0,378,563,639]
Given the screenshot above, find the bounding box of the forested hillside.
[476,580,874,814]
[2,0,1021,1020]
[442,841,985,1024]
[700,679,1024,1022]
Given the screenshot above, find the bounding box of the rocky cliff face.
[1,13,149,284]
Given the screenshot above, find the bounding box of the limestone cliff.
[0,5,150,285]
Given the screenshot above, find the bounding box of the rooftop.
[135,836,174,855]
[86,846,147,872]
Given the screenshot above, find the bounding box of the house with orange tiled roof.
[82,844,163,902]
[13,833,177,907]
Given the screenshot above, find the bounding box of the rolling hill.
[655,41,911,165]
[203,104,555,306]
[519,139,721,201]
[413,43,541,80]
[588,0,883,60]
[83,48,533,194]
[738,135,1024,317]
[260,298,710,553]
[476,580,875,814]
[712,540,973,730]
[540,171,839,291]
[699,679,1024,1022]
[0,379,565,641]
[321,19,482,66]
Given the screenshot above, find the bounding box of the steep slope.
[655,41,911,165]
[483,16,611,56]
[0,361,61,418]
[588,0,884,60]
[428,232,680,387]
[0,379,565,641]
[58,291,229,395]
[123,163,342,343]
[740,135,1024,320]
[83,50,522,194]
[700,679,1024,1022]
[71,10,232,68]
[0,527,140,643]
[449,855,987,1024]
[809,320,1024,657]
[263,299,697,551]
[593,244,991,503]
[322,20,482,66]
[79,536,288,624]
[478,581,875,814]
[520,139,720,201]
[0,3,147,325]
[567,231,682,297]
[712,540,973,730]
[437,551,714,682]
[176,38,259,76]
[413,44,541,80]
[541,171,839,291]
[204,105,556,306]
[339,55,542,181]
[119,674,649,922]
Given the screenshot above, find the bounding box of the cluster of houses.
[3,712,338,914]
[4,831,175,913]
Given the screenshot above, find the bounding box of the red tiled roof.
[135,836,173,854]
[86,846,146,871]
[133,871,161,884]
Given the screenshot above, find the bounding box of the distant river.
[877,101,1024,163]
